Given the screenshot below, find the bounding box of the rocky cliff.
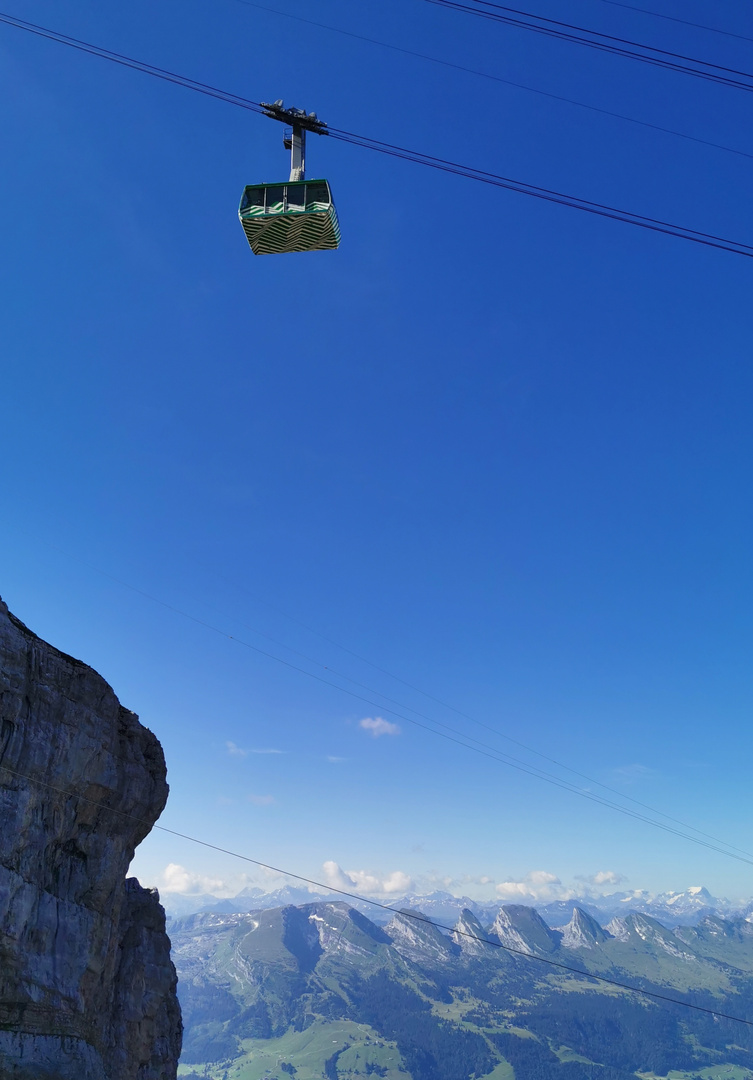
[0,596,182,1079]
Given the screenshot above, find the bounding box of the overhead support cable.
[421,0,753,91]
[325,125,753,257]
[226,0,753,161]
[1,11,751,259]
[26,542,753,870]
[0,11,267,117]
[156,581,753,862]
[594,0,753,44]
[1,759,753,1029]
[205,573,753,863]
[28,531,753,870]
[214,596,753,859]
[216,584,753,861]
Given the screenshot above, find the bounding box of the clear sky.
[2,0,752,907]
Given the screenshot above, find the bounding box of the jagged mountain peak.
[605,913,698,961]
[629,912,674,932]
[661,886,717,910]
[452,908,492,955]
[607,912,666,939]
[492,905,562,955]
[605,916,630,943]
[386,909,457,962]
[677,913,753,947]
[303,902,390,959]
[561,907,611,949]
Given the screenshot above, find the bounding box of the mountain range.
[170,896,753,1080]
[163,883,748,928]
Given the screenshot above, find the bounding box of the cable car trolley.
[239,100,341,255]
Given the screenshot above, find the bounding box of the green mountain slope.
[171,903,753,1080]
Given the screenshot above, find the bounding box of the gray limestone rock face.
[451,909,491,956]
[561,907,611,950]
[0,596,182,1079]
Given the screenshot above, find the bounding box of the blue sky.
[2,0,753,905]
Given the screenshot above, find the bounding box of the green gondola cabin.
[239,179,340,255]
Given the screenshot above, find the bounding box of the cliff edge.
[0,596,182,1079]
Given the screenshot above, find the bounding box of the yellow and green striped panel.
[238,180,341,255]
[240,206,340,255]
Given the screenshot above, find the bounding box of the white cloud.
[593,870,626,886]
[381,870,413,894]
[576,870,628,889]
[227,742,285,757]
[359,717,401,738]
[495,870,566,902]
[495,881,534,899]
[322,861,355,891]
[528,870,560,886]
[327,755,346,764]
[247,793,275,806]
[493,869,629,902]
[159,863,228,896]
[322,861,413,896]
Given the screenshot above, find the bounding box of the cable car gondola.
[239,101,341,256]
